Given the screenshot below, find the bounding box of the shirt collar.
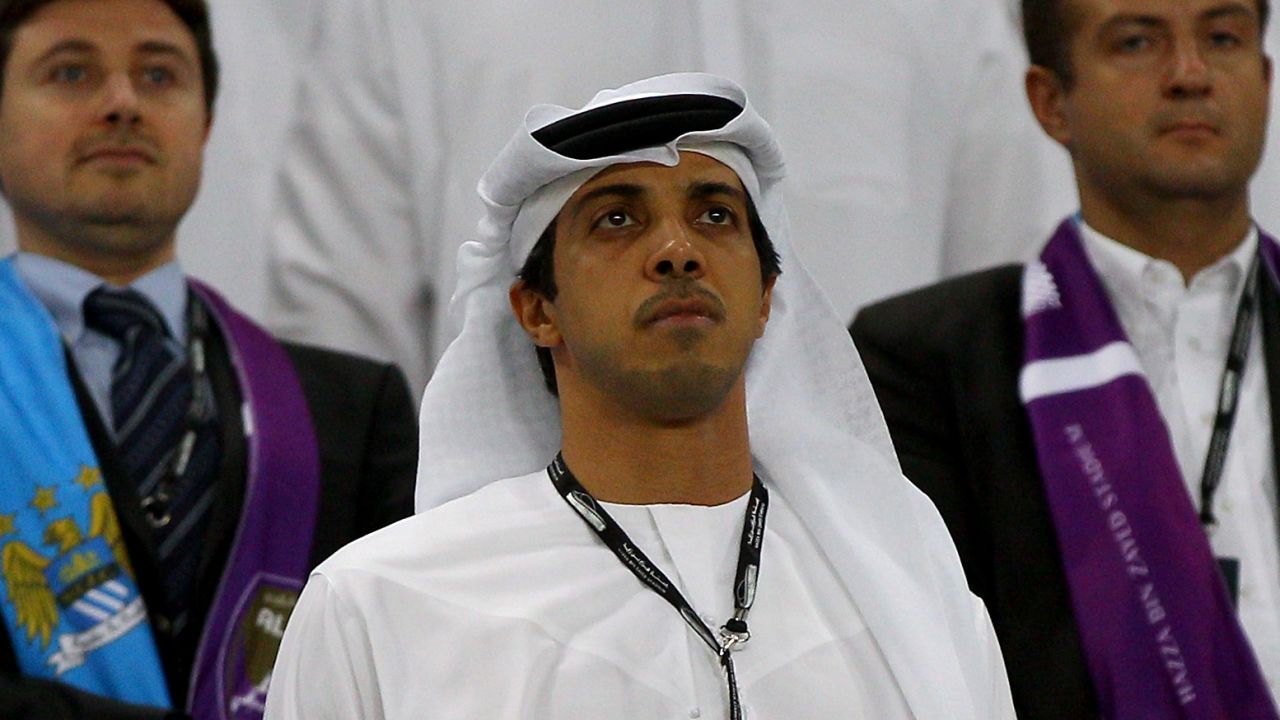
[1077,218,1258,298]
[13,252,188,344]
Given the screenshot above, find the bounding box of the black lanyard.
[138,292,214,529]
[547,453,767,720]
[1198,250,1262,529]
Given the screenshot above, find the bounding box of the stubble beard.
[13,190,178,268]
[578,345,746,424]
[1141,125,1263,203]
[1139,156,1255,202]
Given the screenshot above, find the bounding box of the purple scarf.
[1020,219,1278,718]
[185,282,321,720]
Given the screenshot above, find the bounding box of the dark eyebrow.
[136,40,197,66]
[689,181,746,202]
[1202,2,1259,23]
[1097,14,1165,35]
[30,39,196,67]
[565,183,644,220]
[31,39,95,65]
[1096,3,1258,36]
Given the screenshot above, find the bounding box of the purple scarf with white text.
[1020,219,1279,719]
[185,281,321,720]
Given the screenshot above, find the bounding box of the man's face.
[529,151,774,422]
[1034,0,1270,205]
[0,0,208,263]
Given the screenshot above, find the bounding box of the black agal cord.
[547,453,767,720]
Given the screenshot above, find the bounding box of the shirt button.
[1188,336,1203,353]
[689,708,702,718]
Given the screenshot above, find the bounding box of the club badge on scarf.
[0,257,171,707]
[0,261,322,720]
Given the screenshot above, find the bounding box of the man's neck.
[557,380,755,506]
[1078,190,1252,283]
[14,218,176,286]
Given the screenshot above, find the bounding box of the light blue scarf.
[0,256,170,707]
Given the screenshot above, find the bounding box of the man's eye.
[51,65,88,83]
[698,207,734,225]
[141,66,175,85]
[596,210,635,229]
[1118,35,1152,52]
[1209,31,1242,48]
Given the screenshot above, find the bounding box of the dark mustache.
[632,280,726,328]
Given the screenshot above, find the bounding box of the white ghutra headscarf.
[416,72,1011,720]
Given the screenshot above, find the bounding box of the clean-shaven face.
[0,0,208,265]
[1055,0,1270,204]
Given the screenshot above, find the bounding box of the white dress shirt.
[1080,221,1280,694]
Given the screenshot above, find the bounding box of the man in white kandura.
[263,73,1015,720]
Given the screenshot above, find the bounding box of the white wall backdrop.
[7,0,1278,394]
[260,0,1080,394]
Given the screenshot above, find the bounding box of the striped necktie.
[82,286,219,633]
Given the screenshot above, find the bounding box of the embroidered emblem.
[1,487,144,674]
[1023,261,1063,317]
[226,582,301,717]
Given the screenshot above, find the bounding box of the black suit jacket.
[851,264,1280,720]
[0,313,419,720]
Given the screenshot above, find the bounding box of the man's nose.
[645,219,707,281]
[1165,38,1213,99]
[100,73,142,126]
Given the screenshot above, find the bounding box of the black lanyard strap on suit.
[547,453,768,720]
[140,292,214,529]
[1199,250,1261,529]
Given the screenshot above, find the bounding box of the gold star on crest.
[30,486,57,517]
[74,466,102,492]
[0,513,15,538]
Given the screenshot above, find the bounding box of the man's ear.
[755,274,777,339]
[509,281,562,347]
[1025,65,1073,149]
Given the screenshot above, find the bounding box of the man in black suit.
[0,1,417,719]
[853,0,1280,718]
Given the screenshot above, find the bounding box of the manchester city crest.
[0,467,146,675]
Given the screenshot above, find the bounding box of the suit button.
[153,615,173,634]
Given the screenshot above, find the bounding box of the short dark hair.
[517,192,782,396]
[1022,0,1270,87]
[0,0,219,115]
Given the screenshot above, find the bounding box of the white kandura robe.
[264,470,1010,719]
